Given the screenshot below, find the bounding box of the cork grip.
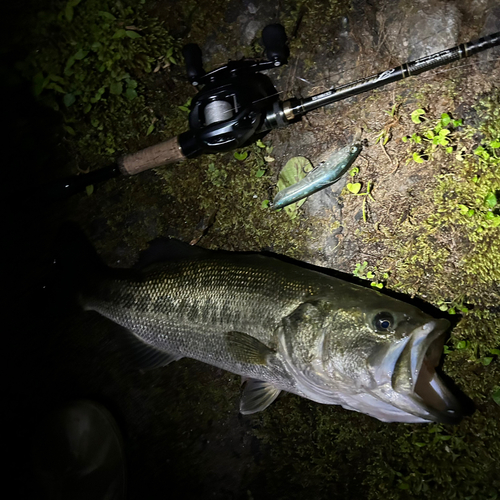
[118,136,186,176]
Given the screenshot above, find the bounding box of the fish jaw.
[389,318,462,423]
[279,308,462,423]
[361,318,462,423]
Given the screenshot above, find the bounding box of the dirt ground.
[5,0,500,498]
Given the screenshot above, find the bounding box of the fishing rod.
[49,25,500,199]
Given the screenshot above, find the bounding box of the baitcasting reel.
[179,24,289,158]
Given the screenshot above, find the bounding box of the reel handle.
[262,24,289,65]
[182,44,205,85]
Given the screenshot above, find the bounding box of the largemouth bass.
[67,234,461,424]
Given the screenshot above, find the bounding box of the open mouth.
[393,320,462,423]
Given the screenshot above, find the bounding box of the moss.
[251,394,499,499]
[155,141,318,255]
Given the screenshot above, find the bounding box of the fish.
[60,229,462,424]
[272,143,362,211]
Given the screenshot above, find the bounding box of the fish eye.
[373,312,394,332]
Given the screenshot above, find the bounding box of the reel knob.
[262,24,289,66]
[182,43,205,85]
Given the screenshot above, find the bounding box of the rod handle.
[118,136,186,176]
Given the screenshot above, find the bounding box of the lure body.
[272,143,362,210]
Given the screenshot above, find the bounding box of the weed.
[19,0,180,159]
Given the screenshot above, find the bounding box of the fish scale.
[84,254,319,390]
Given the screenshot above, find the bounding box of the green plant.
[353,261,389,288]
[346,181,375,222]
[402,112,463,164]
[207,162,227,187]
[20,0,180,158]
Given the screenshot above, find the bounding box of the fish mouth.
[393,319,462,423]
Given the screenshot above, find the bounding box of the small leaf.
[490,349,500,355]
[125,87,138,100]
[413,152,424,163]
[126,79,138,90]
[256,139,266,148]
[456,340,469,349]
[98,11,116,20]
[484,192,497,208]
[63,124,75,135]
[481,357,493,366]
[493,387,500,406]
[448,308,456,315]
[74,49,89,60]
[234,151,248,161]
[366,271,374,279]
[261,199,270,208]
[146,123,155,136]
[439,304,449,311]
[347,183,361,194]
[126,30,142,39]
[113,29,127,39]
[65,3,74,21]
[440,113,451,126]
[86,184,94,196]
[64,56,76,75]
[63,93,76,107]
[371,282,383,289]
[264,156,275,162]
[457,204,469,215]
[411,108,426,124]
[255,169,265,178]
[33,72,46,96]
[401,136,408,143]
[109,81,123,95]
[490,140,500,148]
[350,167,359,177]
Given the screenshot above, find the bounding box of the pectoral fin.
[240,379,282,414]
[225,331,275,365]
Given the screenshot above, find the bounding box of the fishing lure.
[272,143,362,210]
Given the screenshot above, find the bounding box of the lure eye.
[373,312,394,332]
